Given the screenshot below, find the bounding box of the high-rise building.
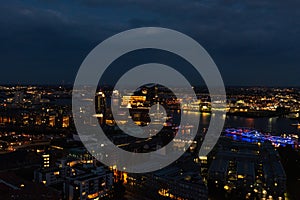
[95,92,106,125]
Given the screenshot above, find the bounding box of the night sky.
[0,0,299,86]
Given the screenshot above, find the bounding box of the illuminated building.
[95,92,106,124]
[121,95,146,108]
[49,115,55,127]
[68,147,96,166]
[0,116,14,124]
[208,158,229,185]
[64,166,113,200]
[199,156,208,182]
[126,156,208,200]
[62,116,70,128]
[34,167,61,186]
[34,149,113,200]
[42,153,50,168]
[207,137,286,199]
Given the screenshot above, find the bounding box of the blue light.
[224,128,297,148]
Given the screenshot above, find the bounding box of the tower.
[95,92,106,125]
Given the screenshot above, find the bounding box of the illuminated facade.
[64,166,113,200]
[121,95,146,108]
[42,153,50,168]
[34,167,61,186]
[95,92,106,125]
[34,149,113,200]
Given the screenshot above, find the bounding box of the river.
[182,111,300,135]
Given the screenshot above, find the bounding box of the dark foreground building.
[207,137,286,199]
[126,155,208,200]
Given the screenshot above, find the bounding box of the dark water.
[183,111,300,135]
[224,115,300,135]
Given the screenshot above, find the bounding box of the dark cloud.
[0,0,299,85]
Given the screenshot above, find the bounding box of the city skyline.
[1,1,300,199]
[0,85,300,199]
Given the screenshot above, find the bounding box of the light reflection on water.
[182,111,300,135]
